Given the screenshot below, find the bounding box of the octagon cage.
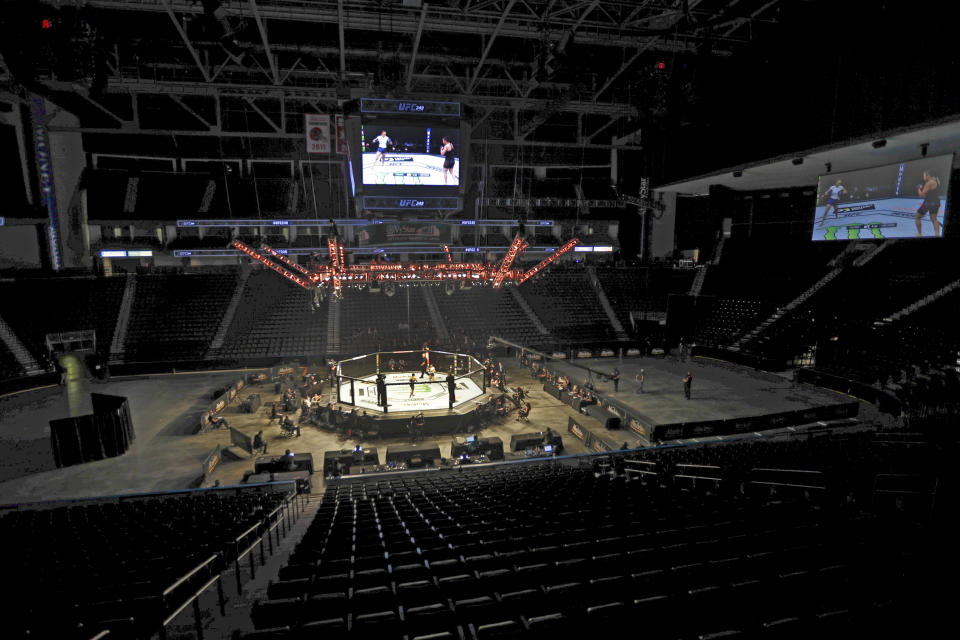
[335,350,487,414]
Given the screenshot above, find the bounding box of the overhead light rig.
[231,235,580,297]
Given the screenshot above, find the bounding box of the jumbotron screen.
[360,122,460,187]
[811,154,952,240]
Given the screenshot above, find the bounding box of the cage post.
[350,378,355,405]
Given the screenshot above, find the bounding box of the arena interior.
[0,1,957,638]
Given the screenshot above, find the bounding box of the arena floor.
[0,360,591,505]
[543,355,853,431]
[337,372,484,412]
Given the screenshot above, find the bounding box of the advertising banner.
[305,113,331,154]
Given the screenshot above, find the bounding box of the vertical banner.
[335,114,347,154]
[28,94,62,270]
[305,113,331,154]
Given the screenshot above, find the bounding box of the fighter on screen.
[818,179,847,226]
[440,136,457,185]
[916,170,942,237]
[370,130,392,165]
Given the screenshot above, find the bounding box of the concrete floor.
[0,361,595,505]
[545,355,852,427]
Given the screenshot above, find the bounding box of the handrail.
[162,573,222,628]
[162,554,219,598]
[88,631,110,640]
[751,467,823,474]
[234,522,262,545]
[0,480,300,511]
[749,480,826,490]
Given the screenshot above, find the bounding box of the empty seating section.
[124,272,239,361]
[0,277,126,363]
[598,267,695,329]
[739,239,960,363]
[699,239,841,302]
[4,489,288,639]
[695,299,765,346]
[219,270,328,358]
[521,270,616,342]
[339,292,435,353]
[434,286,547,349]
[244,430,937,639]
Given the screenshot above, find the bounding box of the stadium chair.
[453,595,502,627]
[392,562,431,584]
[436,572,482,597]
[403,602,459,638]
[352,568,391,590]
[251,598,303,630]
[427,558,466,578]
[302,592,349,623]
[309,573,349,595]
[352,610,401,638]
[397,579,443,608]
[233,627,292,640]
[267,577,312,600]
[473,619,526,639]
[525,612,570,637]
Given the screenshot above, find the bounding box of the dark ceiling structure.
[0,0,783,147]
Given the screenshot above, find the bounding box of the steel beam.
[469,0,517,93]
[161,0,211,82]
[406,3,430,90]
[248,0,280,84]
[337,0,346,76]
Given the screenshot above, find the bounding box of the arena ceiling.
[0,0,783,146]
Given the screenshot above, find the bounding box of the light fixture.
[872,139,887,149]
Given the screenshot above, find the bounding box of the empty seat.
[251,598,302,630]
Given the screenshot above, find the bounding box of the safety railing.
[152,485,305,640]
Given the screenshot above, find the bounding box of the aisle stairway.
[208,267,253,355]
[587,266,629,340]
[421,287,451,345]
[0,313,43,375]
[327,295,341,355]
[507,286,551,337]
[109,274,137,363]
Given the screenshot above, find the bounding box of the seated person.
[352,445,364,464]
[253,430,267,454]
[283,449,297,471]
[207,410,228,429]
[516,402,530,422]
[281,414,300,436]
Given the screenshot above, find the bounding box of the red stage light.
[41,19,53,29]
[657,62,665,70]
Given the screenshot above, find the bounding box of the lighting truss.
[232,235,581,296]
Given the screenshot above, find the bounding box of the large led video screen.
[812,154,952,240]
[360,122,460,187]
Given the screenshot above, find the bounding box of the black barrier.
[200,370,269,432]
[50,394,134,468]
[585,404,621,430]
[243,394,262,414]
[651,401,861,442]
[385,443,442,465]
[202,445,221,483]
[230,427,253,455]
[568,416,588,443]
